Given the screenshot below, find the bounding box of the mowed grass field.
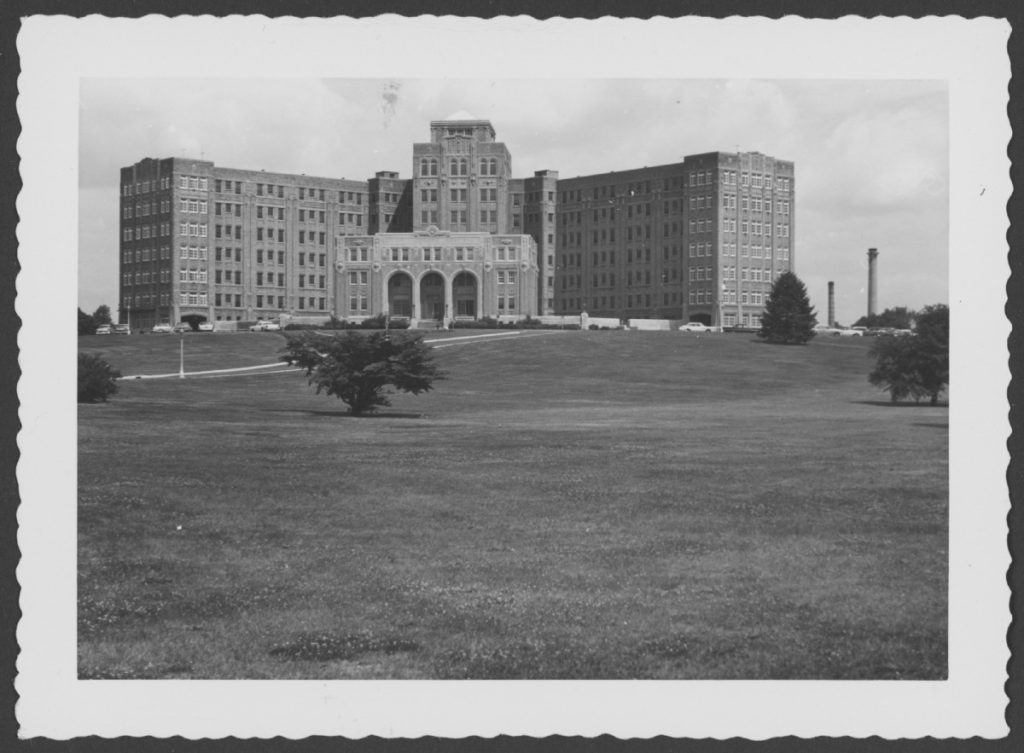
[78,330,947,679]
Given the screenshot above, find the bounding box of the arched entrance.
[452,271,477,319]
[420,272,446,322]
[180,313,207,332]
[388,272,413,317]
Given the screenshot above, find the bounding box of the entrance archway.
[180,313,207,332]
[420,272,446,321]
[452,271,477,319]
[388,272,413,317]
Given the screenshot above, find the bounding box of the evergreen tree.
[78,353,121,402]
[758,271,817,344]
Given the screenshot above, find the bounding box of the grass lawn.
[78,330,947,679]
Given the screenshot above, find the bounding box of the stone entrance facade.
[337,228,538,326]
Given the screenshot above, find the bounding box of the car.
[813,324,841,336]
[112,324,131,335]
[835,327,863,337]
[94,324,112,335]
[250,321,282,332]
[678,322,713,333]
[150,323,173,334]
[172,324,190,333]
[198,322,214,332]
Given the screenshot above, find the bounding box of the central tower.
[411,112,512,234]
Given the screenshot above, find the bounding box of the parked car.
[95,324,112,335]
[112,324,131,335]
[150,323,173,334]
[198,322,214,332]
[813,324,841,336]
[835,327,863,337]
[865,327,897,337]
[250,321,282,332]
[172,324,190,333]
[678,322,713,333]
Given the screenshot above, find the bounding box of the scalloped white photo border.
[15,14,1011,739]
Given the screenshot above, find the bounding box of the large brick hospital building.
[118,113,795,330]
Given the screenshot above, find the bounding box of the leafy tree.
[78,353,121,403]
[913,304,949,404]
[868,304,948,405]
[78,308,97,336]
[282,331,444,415]
[758,271,817,344]
[92,304,112,326]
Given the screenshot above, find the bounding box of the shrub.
[78,353,121,403]
[453,317,499,330]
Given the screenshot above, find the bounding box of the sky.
[79,78,948,325]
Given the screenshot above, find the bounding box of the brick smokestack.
[828,281,835,327]
[867,248,879,318]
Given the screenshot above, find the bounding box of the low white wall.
[628,319,677,331]
[535,315,624,329]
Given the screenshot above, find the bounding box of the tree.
[92,304,112,326]
[282,331,444,415]
[78,353,121,403]
[868,304,948,405]
[78,307,97,336]
[758,271,817,344]
[912,304,949,404]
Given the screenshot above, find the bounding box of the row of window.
[176,199,207,214]
[715,290,768,306]
[123,224,168,240]
[179,269,209,283]
[123,199,172,218]
[179,176,209,192]
[721,244,790,260]
[122,246,173,264]
[418,157,502,177]
[122,176,173,197]
[721,267,777,283]
[722,314,764,327]
[123,270,173,286]
[215,179,366,205]
[123,292,173,308]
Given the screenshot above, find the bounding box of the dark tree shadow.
[851,400,949,409]
[304,410,425,419]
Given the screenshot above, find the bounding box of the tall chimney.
[827,281,835,327]
[867,248,879,318]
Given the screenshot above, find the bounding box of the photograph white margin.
[15,14,1012,739]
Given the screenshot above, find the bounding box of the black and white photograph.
[14,14,1012,740]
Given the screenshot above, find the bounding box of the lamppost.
[719,283,725,332]
[178,329,185,379]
